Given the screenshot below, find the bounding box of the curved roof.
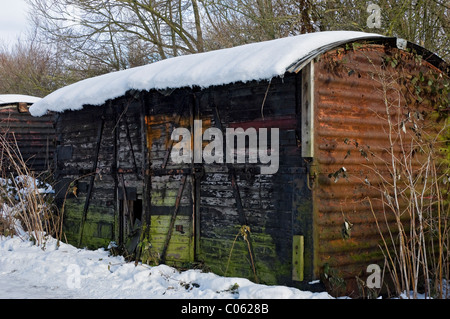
[29,30,446,117]
[0,94,41,106]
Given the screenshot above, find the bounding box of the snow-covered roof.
[0,94,41,106]
[29,31,384,117]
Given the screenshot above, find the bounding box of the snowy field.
[0,235,333,299]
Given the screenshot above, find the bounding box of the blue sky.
[0,0,30,45]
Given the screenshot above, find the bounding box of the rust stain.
[312,44,446,291]
[146,114,211,159]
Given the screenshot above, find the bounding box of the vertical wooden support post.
[301,61,314,158]
[292,235,304,281]
[193,92,201,262]
[160,175,187,264]
[212,104,258,283]
[190,93,196,263]
[135,94,151,265]
[78,105,106,247]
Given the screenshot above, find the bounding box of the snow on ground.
[0,235,333,299]
[0,176,332,299]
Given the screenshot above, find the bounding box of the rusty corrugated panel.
[0,104,55,173]
[312,44,444,293]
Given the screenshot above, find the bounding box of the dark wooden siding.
[196,77,307,285]
[0,104,55,174]
[55,74,314,286]
[143,76,308,285]
[133,75,312,285]
[55,99,145,249]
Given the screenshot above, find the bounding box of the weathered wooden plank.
[301,61,314,157]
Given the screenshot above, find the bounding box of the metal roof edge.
[286,36,449,75]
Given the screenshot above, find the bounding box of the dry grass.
[0,131,61,246]
[363,61,450,299]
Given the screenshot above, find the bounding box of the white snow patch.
[0,94,41,105]
[0,235,334,299]
[29,31,383,117]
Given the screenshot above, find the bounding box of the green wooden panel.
[149,215,193,263]
[292,235,304,281]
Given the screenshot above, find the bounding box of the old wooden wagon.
[30,31,449,294]
[0,94,55,174]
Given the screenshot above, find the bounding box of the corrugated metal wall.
[312,44,445,293]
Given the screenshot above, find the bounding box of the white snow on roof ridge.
[0,94,41,105]
[29,31,384,117]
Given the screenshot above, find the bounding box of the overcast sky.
[0,0,31,45]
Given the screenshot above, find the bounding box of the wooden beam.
[292,235,304,281]
[78,106,107,247]
[301,61,314,158]
[159,175,187,264]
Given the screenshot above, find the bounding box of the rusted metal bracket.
[119,173,133,230]
[151,168,192,176]
[305,159,317,191]
[117,168,135,174]
[150,167,204,177]
[229,172,247,225]
[159,174,187,264]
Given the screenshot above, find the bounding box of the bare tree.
[315,0,450,62]
[28,0,320,69]
[0,38,70,97]
[26,0,449,83]
[202,0,317,49]
[27,0,206,73]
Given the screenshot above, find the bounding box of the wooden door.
[144,98,195,265]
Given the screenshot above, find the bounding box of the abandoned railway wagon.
[0,94,55,173]
[30,31,449,294]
